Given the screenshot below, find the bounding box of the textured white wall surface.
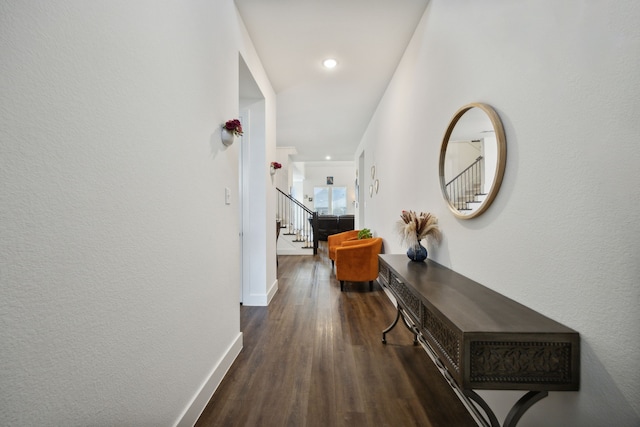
[356,1,640,426]
[0,0,275,425]
[2,0,639,425]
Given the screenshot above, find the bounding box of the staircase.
[445,156,486,212]
[276,188,318,255]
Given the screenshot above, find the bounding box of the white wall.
[356,1,640,426]
[0,0,275,425]
[301,161,356,214]
[275,146,297,192]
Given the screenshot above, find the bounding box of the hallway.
[195,246,477,426]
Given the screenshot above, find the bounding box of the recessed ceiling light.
[325,156,331,160]
[322,58,337,69]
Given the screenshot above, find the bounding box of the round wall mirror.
[438,103,506,219]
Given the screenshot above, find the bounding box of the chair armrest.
[328,230,361,261]
[328,230,360,247]
[340,238,369,248]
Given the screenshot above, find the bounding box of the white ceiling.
[235,0,430,162]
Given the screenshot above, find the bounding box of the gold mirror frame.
[438,103,507,219]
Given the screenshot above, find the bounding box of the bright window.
[314,186,346,215]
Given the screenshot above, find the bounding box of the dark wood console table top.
[378,254,580,427]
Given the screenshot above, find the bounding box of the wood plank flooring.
[195,245,477,427]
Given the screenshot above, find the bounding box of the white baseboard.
[174,332,243,427]
[266,278,278,304]
[380,280,397,306]
[242,279,278,306]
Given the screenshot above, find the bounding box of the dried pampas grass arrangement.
[396,210,441,249]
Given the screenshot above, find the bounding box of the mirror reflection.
[439,103,506,219]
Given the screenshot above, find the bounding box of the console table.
[378,254,579,427]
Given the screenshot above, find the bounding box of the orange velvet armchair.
[328,230,360,268]
[335,237,383,291]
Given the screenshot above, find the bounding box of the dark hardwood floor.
[195,244,477,427]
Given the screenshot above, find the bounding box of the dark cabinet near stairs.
[313,215,354,241]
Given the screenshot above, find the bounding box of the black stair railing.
[445,156,484,211]
[276,188,318,254]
